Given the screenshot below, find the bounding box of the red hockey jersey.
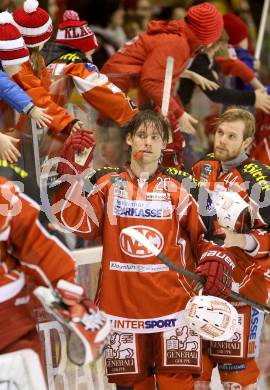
[0,160,76,301]
[193,155,270,304]
[53,165,234,333]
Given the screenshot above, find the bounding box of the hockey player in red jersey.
[192,107,270,389]
[101,2,224,169]
[51,110,237,389]
[0,160,110,374]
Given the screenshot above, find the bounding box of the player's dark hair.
[123,109,170,143]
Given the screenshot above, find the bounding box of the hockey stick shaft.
[255,0,270,60]
[161,56,174,117]
[158,252,270,314]
[122,228,270,314]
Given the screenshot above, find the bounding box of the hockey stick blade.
[122,227,270,314]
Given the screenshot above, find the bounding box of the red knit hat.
[0,11,29,66]
[54,10,98,53]
[223,13,248,45]
[13,0,53,48]
[186,2,224,45]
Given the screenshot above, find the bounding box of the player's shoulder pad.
[164,167,203,188]
[238,160,270,192]
[164,166,215,223]
[89,166,126,185]
[192,153,219,169]
[201,152,218,162]
[0,160,29,181]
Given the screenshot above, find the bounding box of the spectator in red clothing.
[102,2,224,135]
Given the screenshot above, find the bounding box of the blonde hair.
[30,47,43,78]
[202,30,229,56]
[215,106,256,139]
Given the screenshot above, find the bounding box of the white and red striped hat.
[13,0,53,48]
[54,10,98,53]
[0,11,29,66]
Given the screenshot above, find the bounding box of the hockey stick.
[161,56,174,143]
[161,56,174,117]
[122,227,270,314]
[255,0,270,60]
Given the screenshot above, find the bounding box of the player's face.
[214,120,250,161]
[127,122,166,164]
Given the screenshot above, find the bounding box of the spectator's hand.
[71,120,84,134]
[189,71,219,90]
[0,133,21,163]
[255,89,270,113]
[29,106,52,128]
[176,112,198,135]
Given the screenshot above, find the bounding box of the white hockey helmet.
[184,295,239,341]
[212,190,252,233]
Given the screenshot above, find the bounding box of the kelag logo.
[120,225,164,258]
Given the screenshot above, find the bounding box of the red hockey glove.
[58,130,96,175]
[256,109,270,140]
[167,112,185,148]
[34,280,111,366]
[166,129,185,151]
[194,249,235,298]
[161,128,185,169]
[152,108,184,168]
[168,111,179,131]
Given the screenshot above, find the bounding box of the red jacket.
[44,46,139,126]
[12,58,75,134]
[102,20,201,118]
[216,56,255,83]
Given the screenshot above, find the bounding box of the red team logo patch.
[119,225,164,258]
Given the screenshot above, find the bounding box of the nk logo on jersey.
[120,226,164,258]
